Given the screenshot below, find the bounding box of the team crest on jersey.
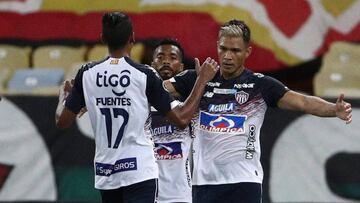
[199,111,246,134]
[235,91,249,105]
[154,142,183,160]
[110,59,119,64]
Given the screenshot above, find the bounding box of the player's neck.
[221,66,245,80]
[108,45,131,58]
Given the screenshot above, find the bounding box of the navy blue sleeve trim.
[260,75,289,107]
[124,57,174,115]
[172,69,197,98]
[65,58,109,113]
[145,66,174,115]
[65,64,86,113]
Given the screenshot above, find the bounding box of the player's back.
[78,56,170,189]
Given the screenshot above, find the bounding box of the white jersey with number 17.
[65,56,176,190]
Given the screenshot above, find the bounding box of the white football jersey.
[172,69,288,186]
[146,106,193,203]
[66,56,176,189]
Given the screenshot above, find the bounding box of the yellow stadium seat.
[0,45,31,92]
[314,41,360,98]
[32,45,86,72]
[87,44,108,62]
[87,42,144,63]
[65,62,84,80]
[131,42,145,63]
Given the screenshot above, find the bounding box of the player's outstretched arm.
[166,57,219,128]
[55,80,77,129]
[278,91,352,124]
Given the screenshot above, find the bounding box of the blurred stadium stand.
[0,42,147,95]
[0,45,31,92]
[32,45,86,72]
[7,68,64,95]
[314,41,360,98]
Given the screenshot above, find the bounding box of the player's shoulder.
[123,57,160,77]
[79,57,109,73]
[178,69,196,77]
[244,69,274,82]
[173,69,197,81]
[245,69,287,92]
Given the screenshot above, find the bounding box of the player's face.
[217,36,251,79]
[152,44,184,80]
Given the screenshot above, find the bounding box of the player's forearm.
[55,99,66,128]
[168,77,207,128]
[303,96,336,117]
[163,80,181,98]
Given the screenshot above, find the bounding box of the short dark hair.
[219,19,251,45]
[102,12,133,50]
[155,38,185,61]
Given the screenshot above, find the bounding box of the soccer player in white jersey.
[148,38,193,203]
[163,20,352,203]
[55,12,219,203]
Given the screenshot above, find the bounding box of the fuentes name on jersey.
[95,70,132,106]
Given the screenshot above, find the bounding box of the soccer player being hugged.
[147,38,193,203]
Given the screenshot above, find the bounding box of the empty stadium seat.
[87,42,144,63]
[32,45,86,72]
[0,45,31,91]
[131,43,145,63]
[64,62,84,80]
[87,44,107,62]
[7,68,64,94]
[314,41,360,98]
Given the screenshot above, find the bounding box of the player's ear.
[245,46,252,58]
[129,32,135,44]
[179,63,184,72]
[100,33,106,44]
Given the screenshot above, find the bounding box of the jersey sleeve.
[260,75,289,107]
[146,67,175,115]
[65,66,86,114]
[170,69,197,98]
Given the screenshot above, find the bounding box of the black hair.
[155,38,185,61]
[102,12,133,50]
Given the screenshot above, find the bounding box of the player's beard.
[158,65,174,80]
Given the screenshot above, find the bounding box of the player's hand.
[78,107,88,118]
[196,57,219,84]
[59,79,74,102]
[335,94,352,124]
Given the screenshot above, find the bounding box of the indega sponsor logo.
[233,83,255,89]
[208,103,235,112]
[207,82,221,87]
